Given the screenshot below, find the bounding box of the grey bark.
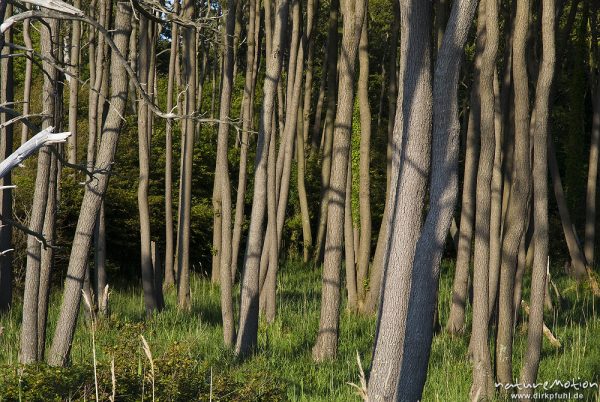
[355,11,371,305]
[312,0,365,362]
[163,0,179,288]
[177,0,197,310]
[519,0,555,393]
[584,74,600,267]
[20,18,57,364]
[47,4,132,366]
[496,0,531,388]
[137,15,158,316]
[0,1,13,313]
[235,0,289,357]
[67,0,81,164]
[20,8,32,146]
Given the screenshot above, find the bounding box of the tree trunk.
[177,0,198,310]
[137,15,158,316]
[496,0,531,388]
[355,12,372,305]
[470,0,499,397]
[67,1,81,164]
[312,0,365,362]
[0,2,13,314]
[344,149,357,311]
[48,4,132,366]
[20,8,32,146]
[235,0,289,358]
[20,18,57,364]
[519,0,554,394]
[297,94,312,262]
[584,74,600,268]
[446,44,482,333]
[215,0,237,346]
[232,0,259,278]
[163,0,180,289]
[313,0,339,262]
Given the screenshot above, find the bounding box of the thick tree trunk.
[235,0,289,357]
[367,0,432,396]
[312,0,365,362]
[48,5,132,366]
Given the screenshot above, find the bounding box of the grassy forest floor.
[0,260,599,401]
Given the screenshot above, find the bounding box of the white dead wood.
[0,126,70,179]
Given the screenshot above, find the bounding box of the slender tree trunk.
[355,11,372,305]
[235,0,289,357]
[215,0,237,346]
[297,98,312,262]
[584,74,600,268]
[67,1,81,164]
[313,0,339,262]
[137,15,158,316]
[20,18,57,364]
[232,0,259,278]
[302,0,318,146]
[344,149,357,311]
[470,0,499,397]
[0,2,13,313]
[446,44,482,333]
[20,8,32,146]
[48,5,132,366]
[163,0,180,288]
[312,0,365,362]
[496,0,531,388]
[38,154,58,360]
[519,0,555,393]
[177,0,197,310]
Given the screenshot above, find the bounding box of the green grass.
[0,260,599,401]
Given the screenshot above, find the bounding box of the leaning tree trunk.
[20,18,57,365]
[47,4,132,366]
[518,0,555,395]
[496,0,531,388]
[312,0,365,362]
[235,0,289,358]
[393,0,478,399]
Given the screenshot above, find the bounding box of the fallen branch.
[521,300,562,349]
